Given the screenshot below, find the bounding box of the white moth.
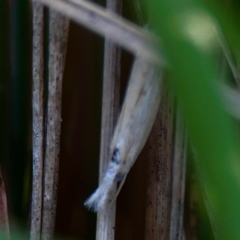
[84,56,162,212]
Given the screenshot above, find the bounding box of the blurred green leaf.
[147,0,240,239]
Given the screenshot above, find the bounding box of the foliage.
[147,0,240,239]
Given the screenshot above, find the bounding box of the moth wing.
[111,60,162,200]
[110,58,151,153]
[85,57,162,212]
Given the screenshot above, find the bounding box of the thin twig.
[96,0,121,238]
[0,168,10,240]
[145,81,174,240]
[31,2,44,240]
[169,108,187,240]
[35,0,162,64]
[41,11,69,240]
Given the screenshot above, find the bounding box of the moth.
[84,56,162,212]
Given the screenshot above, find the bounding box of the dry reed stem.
[41,11,69,240]
[169,109,187,240]
[35,0,161,64]
[145,82,174,240]
[96,0,121,238]
[31,3,44,240]
[0,168,10,240]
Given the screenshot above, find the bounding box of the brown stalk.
[31,2,44,240]
[145,81,174,240]
[96,0,121,239]
[41,11,69,240]
[169,108,187,240]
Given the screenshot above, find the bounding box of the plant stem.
[31,2,44,240]
[41,10,69,240]
[145,81,174,240]
[169,108,187,240]
[96,0,121,238]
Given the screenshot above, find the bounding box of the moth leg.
[114,174,127,201]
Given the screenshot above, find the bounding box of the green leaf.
[147,0,240,239]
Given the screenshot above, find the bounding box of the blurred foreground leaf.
[147,0,240,239]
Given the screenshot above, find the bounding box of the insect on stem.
[85,57,162,212]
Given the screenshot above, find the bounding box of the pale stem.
[96,0,121,239]
[41,11,69,240]
[35,0,161,64]
[169,108,187,240]
[31,2,44,240]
